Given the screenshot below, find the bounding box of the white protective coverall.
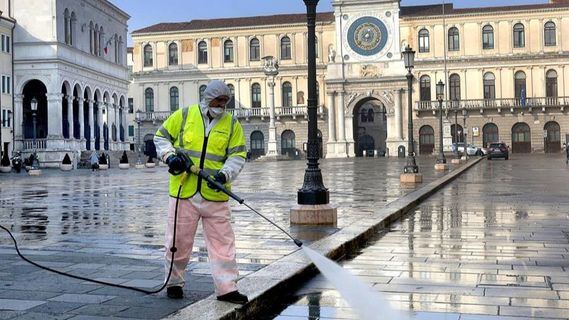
[154,80,246,295]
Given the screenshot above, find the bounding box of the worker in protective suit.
[154,80,248,304]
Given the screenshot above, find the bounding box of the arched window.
[448,27,460,51]
[114,33,119,63]
[514,71,526,102]
[513,23,525,48]
[170,87,179,111]
[118,36,123,64]
[281,36,291,60]
[546,69,558,99]
[98,26,104,57]
[250,38,260,61]
[360,107,368,123]
[169,43,178,65]
[449,74,461,101]
[483,123,499,147]
[451,124,464,143]
[482,25,494,49]
[198,41,208,64]
[281,130,296,156]
[367,109,374,122]
[145,88,154,112]
[224,40,234,63]
[483,72,496,100]
[64,9,70,45]
[419,75,431,101]
[545,21,556,46]
[282,82,293,107]
[199,85,207,102]
[70,12,76,46]
[227,84,235,109]
[144,44,153,67]
[89,22,94,54]
[250,131,265,156]
[418,29,429,53]
[94,24,99,56]
[251,83,261,108]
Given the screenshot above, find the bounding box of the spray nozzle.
[293,239,303,247]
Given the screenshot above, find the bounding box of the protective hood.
[199,80,231,115]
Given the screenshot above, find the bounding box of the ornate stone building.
[130,0,569,159]
[12,0,129,167]
[0,1,14,160]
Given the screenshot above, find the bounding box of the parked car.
[487,142,509,160]
[451,143,485,156]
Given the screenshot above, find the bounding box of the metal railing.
[136,105,326,122]
[416,96,569,111]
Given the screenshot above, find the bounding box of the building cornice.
[416,52,569,68]
[402,6,569,22]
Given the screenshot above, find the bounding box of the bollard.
[363,150,367,157]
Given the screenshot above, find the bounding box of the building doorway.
[544,121,560,153]
[512,122,531,153]
[353,98,386,157]
[419,125,434,154]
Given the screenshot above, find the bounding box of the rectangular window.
[2,76,10,94]
[128,125,134,136]
[1,35,4,52]
[6,36,10,53]
[2,109,11,128]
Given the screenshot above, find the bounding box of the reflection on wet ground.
[0,156,442,319]
[272,154,569,320]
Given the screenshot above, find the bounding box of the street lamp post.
[436,80,446,164]
[462,109,468,161]
[402,45,419,174]
[135,110,142,165]
[291,0,336,226]
[30,97,39,169]
[454,108,460,160]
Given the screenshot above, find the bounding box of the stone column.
[395,88,403,139]
[88,100,95,149]
[47,93,64,149]
[77,97,85,143]
[325,91,336,157]
[97,102,104,149]
[14,94,24,147]
[266,78,278,156]
[67,96,74,140]
[336,91,348,157]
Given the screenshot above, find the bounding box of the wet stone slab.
[273,154,569,319]
[0,157,441,319]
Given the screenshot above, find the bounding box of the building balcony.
[415,97,569,114]
[135,106,326,123]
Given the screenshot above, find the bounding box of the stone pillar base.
[434,163,449,171]
[290,204,337,225]
[400,173,423,184]
[28,169,42,176]
[451,159,462,165]
[135,164,145,169]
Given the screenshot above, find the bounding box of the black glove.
[207,172,227,191]
[166,152,192,175]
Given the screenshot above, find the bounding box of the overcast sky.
[110,0,549,46]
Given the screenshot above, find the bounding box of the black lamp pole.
[454,109,459,159]
[31,97,39,169]
[436,80,446,164]
[403,45,419,174]
[298,0,329,205]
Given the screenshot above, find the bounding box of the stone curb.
[165,157,484,320]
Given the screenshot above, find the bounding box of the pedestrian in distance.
[90,151,99,171]
[565,142,569,165]
[154,80,249,304]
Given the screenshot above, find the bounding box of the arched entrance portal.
[22,80,48,140]
[353,98,387,157]
[544,121,560,153]
[512,122,531,153]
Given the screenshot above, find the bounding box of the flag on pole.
[103,35,114,55]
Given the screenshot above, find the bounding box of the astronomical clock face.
[346,16,389,58]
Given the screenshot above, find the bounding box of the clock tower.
[326,0,407,159]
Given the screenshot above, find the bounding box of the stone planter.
[0,166,11,173]
[99,164,109,170]
[119,163,130,169]
[60,163,73,171]
[145,162,156,168]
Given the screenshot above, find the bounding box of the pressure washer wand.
[188,165,303,248]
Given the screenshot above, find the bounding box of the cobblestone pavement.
[271,154,569,320]
[0,156,443,319]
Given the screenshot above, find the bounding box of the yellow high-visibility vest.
[155,104,247,201]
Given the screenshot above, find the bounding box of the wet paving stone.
[0,157,440,319]
[272,154,569,319]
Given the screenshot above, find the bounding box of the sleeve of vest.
[154,109,182,162]
[220,119,247,183]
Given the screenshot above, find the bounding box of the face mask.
[208,107,224,117]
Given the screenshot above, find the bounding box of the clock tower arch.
[325,0,408,158]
